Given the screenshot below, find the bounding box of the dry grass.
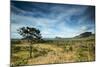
[11,38,95,66]
[27,44,76,65]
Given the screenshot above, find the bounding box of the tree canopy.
[17,27,42,43]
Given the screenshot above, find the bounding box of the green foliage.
[11,40,21,44]
[17,27,42,43]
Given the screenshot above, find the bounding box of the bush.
[11,40,21,44]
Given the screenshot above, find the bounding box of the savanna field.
[10,1,95,67]
[11,36,95,67]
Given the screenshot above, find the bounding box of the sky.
[11,1,95,39]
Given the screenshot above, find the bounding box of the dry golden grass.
[11,39,95,66]
[27,44,76,65]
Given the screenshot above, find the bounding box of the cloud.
[11,1,95,38]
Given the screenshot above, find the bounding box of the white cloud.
[11,3,94,38]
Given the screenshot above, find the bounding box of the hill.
[74,32,95,38]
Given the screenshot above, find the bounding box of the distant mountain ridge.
[43,32,95,41]
[12,32,95,41]
[74,32,95,38]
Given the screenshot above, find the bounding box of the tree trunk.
[28,39,33,58]
[29,44,32,58]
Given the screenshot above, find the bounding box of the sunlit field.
[11,36,95,66]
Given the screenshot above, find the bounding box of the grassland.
[11,36,95,67]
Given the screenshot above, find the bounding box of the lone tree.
[17,27,42,58]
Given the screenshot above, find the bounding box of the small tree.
[17,27,42,58]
